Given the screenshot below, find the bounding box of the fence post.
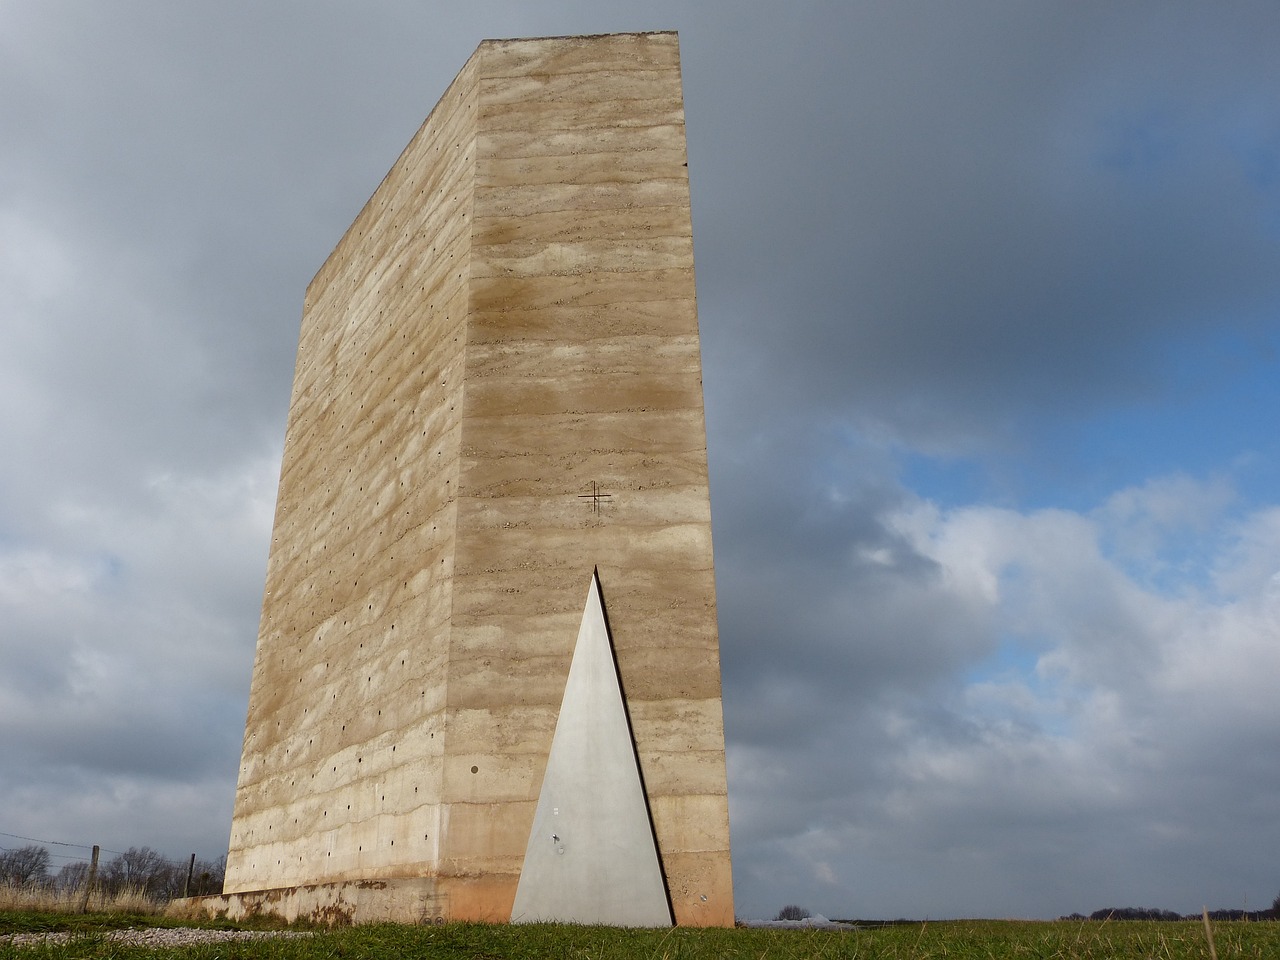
[184,854,196,898]
[79,845,99,914]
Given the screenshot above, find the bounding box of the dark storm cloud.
[692,4,1280,449]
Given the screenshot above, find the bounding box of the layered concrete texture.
[221,30,732,927]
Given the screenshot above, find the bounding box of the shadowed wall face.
[225,31,733,927]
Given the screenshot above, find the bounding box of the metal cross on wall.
[578,481,613,515]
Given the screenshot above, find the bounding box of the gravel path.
[2,928,312,948]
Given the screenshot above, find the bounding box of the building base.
[167,877,462,927]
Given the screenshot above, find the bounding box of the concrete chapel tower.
[221,32,732,926]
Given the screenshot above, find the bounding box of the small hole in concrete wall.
[471,765,479,774]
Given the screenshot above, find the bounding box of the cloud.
[695,4,1280,457]
[725,471,1280,917]
[0,455,275,857]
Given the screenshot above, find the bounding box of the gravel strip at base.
[2,928,313,948]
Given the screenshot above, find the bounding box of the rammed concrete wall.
[223,31,732,927]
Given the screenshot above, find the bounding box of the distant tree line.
[0,844,224,900]
[1060,895,1280,922]
[1080,908,1184,921]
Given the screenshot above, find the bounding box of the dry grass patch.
[0,883,163,917]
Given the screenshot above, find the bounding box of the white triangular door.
[511,571,672,926]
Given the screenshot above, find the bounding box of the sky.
[2,0,1279,922]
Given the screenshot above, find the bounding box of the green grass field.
[3,914,1278,959]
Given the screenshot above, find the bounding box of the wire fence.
[0,829,225,902]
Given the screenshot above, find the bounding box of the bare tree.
[0,845,51,887]
[775,904,811,921]
[55,861,90,892]
[187,855,226,897]
[101,847,177,899]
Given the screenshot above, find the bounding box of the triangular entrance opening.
[510,570,672,926]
